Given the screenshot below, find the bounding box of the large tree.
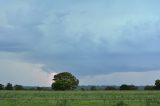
[52,72,79,90]
[155,79,160,90]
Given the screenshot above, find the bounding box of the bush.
[80,88,85,91]
[90,86,97,90]
[105,86,117,90]
[144,86,155,90]
[113,101,127,106]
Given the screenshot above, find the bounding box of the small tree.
[120,84,129,90]
[52,72,79,90]
[5,83,13,90]
[120,84,137,90]
[14,85,24,90]
[0,84,4,90]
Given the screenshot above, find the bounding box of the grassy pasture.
[0,91,160,106]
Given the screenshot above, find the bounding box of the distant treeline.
[79,79,160,91]
[0,83,50,91]
[0,79,160,91]
[0,83,24,90]
[79,85,153,91]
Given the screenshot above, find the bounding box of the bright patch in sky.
[0,52,57,86]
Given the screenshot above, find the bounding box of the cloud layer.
[0,0,160,85]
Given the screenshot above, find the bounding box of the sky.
[1,0,160,86]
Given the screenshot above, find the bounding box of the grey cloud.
[1,0,160,78]
[33,19,160,75]
[0,25,43,52]
[114,20,160,53]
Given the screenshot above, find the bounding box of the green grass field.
[0,91,160,106]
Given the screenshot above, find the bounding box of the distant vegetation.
[0,83,24,90]
[1,72,160,91]
[120,84,138,90]
[105,86,117,90]
[90,86,97,91]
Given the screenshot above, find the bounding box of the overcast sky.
[1,0,160,86]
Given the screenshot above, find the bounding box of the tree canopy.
[52,72,79,90]
[0,84,4,90]
[5,83,13,90]
[120,84,137,90]
[155,79,160,90]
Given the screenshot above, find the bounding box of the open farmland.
[0,91,160,106]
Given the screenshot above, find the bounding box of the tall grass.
[0,91,160,106]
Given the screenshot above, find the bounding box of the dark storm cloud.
[1,0,160,77]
